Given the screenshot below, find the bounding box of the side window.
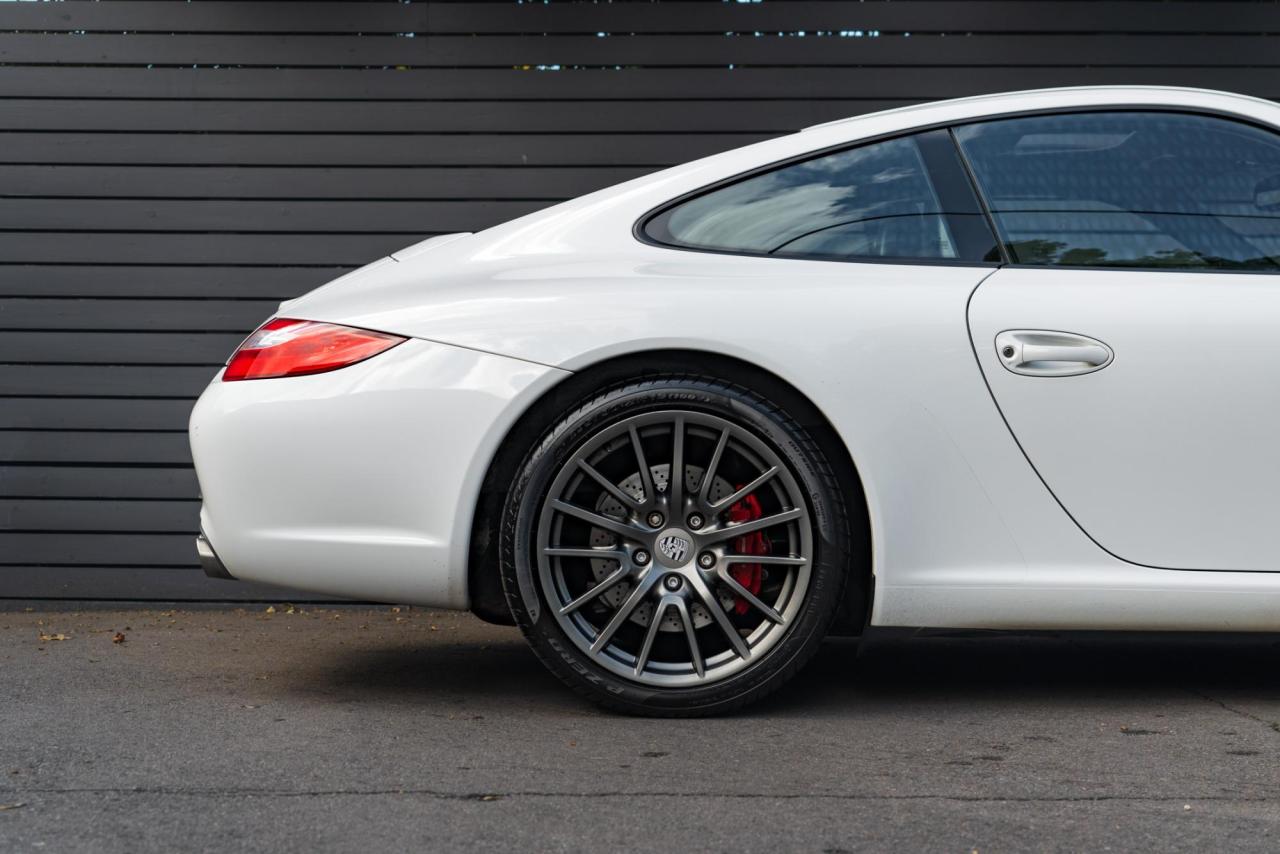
[954,112,1280,271]
[643,131,994,263]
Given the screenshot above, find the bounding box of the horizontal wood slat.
[0,98,908,133]
[0,233,418,265]
[0,432,194,466]
[2,66,1272,101]
[2,33,1275,67]
[1,533,200,566]
[0,267,347,299]
[0,466,197,500]
[0,499,198,534]
[0,132,758,166]
[0,399,195,431]
[8,1,1276,35]
[0,199,548,233]
[0,332,243,365]
[0,166,649,201]
[0,298,276,332]
[0,365,217,398]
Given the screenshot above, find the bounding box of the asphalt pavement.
[1,606,1277,852]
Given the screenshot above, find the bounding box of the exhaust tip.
[196,533,235,581]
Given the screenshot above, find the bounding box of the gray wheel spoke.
[544,547,628,560]
[559,563,631,616]
[720,554,807,566]
[698,427,730,507]
[716,568,784,624]
[550,499,644,542]
[686,572,751,662]
[701,506,804,544]
[590,568,659,655]
[709,466,779,511]
[634,598,669,677]
[628,425,655,506]
[577,459,644,511]
[669,416,686,512]
[669,595,705,678]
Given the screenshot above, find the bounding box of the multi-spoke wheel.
[539,410,812,686]
[501,374,851,716]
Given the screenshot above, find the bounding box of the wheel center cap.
[654,528,695,568]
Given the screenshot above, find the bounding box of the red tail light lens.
[223,318,406,382]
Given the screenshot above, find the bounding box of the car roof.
[801,85,1276,133]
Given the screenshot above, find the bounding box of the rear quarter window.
[643,132,991,263]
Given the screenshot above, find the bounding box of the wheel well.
[466,349,872,632]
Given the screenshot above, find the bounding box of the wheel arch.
[467,348,872,632]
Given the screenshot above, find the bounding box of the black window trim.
[634,103,1280,275]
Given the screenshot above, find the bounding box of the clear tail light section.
[222,318,406,382]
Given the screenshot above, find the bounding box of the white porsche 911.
[190,86,1280,715]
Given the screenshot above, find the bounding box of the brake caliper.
[726,492,770,615]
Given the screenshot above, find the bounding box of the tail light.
[222,318,406,382]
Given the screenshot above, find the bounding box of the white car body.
[190,86,1280,632]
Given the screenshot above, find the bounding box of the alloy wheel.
[536,410,813,688]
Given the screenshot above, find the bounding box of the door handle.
[994,330,1113,377]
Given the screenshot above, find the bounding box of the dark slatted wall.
[1,0,1274,601]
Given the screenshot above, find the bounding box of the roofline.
[802,85,1277,132]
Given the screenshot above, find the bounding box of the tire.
[499,373,850,716]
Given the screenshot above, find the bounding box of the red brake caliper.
[726,492,770,615]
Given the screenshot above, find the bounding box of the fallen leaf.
[112,632,126,644]
[0,802,25,811]
[264,606,276,614]
[37,632,69,642]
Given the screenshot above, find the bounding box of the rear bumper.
[189,337,565,608]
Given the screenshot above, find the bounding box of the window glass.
[644,135,966,262]
[954,112,1280,270]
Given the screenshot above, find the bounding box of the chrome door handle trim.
[995,330,1114,377]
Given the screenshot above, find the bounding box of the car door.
[962,110,1280,571]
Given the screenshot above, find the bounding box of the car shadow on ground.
[769,629,1280,716]
[288,624,1280,718]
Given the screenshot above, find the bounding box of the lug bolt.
[687,513,704,529]
[663,574,683,591]
[698,552,716,569]
[646,512,664,528]
[634,549,651,566]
